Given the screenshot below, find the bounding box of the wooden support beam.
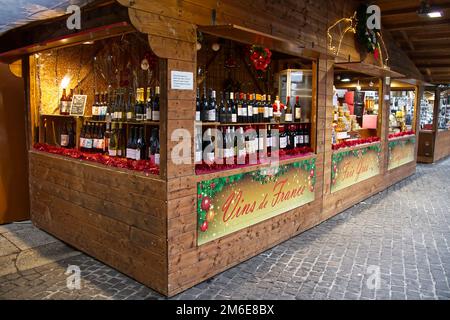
[384,19,450,31]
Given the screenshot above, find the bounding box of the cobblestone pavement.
[1,158,449,300]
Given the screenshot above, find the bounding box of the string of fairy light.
[327,12,390,67]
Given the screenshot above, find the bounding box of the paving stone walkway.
[0,158,449,300]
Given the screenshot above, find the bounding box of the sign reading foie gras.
[331,144,381,193]
[388,137,415,171]
[197,159,316,245]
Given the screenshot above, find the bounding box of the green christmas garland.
[388,137,416,150]
[331,144,381,183]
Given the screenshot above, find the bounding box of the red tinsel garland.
[34,143,159,176]
[388,130,415,139]
[332,136,381,151]
[195,147,313,174]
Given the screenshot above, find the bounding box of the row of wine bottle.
[195,124,310,164]
[196,88,304,124]
[61,121,160,164]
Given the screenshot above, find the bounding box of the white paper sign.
[171,71,194,90]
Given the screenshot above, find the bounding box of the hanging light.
[356,80,361,91]
[60,75,71,89]
[211,42,221,52]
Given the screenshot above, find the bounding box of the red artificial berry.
[201,196,211,211]
[200,220,208,232]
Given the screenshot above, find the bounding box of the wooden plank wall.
[434,130,450,162]
[29,151,169,295]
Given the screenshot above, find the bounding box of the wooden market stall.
[418,87,450,163]
[0,0,427,296]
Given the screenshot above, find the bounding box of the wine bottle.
[252,94,259,123]
[298,124,305,147]
[149,127,159,164]
[204,128,215,163]
[267,125,272,154]
[195,130,203,164]
[92,123,98,152]
[258,95,264,123]
[155,134,160,166]
[126,126,136,159]
[279,125,287,150]
[68,121,75,149]
[230,92,237,123]
[152,86,160,121]
[304,124,310,147]
[237,92,243,123]
[135,127,142,160]
[85,123,93,152]
[263,94,269,123]
[241,93,248,123]
[237,126,246,163]
[209,90,217,122]
[126,91,134,121]
[285,96,293,122]
[287,125,295,150]
[108,123,118,157]
[247,94,253,124]
[219,92,227,124]
[294,96,301,121]
[60,122,69,148]
[196,87,201,122]
[146,87,152,121]
[267,95,273,122]
[60,89,69,115]
[117,123,125,157]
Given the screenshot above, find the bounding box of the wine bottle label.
[117,112,123,119]
[109,149,117,157]
[237,108,242,116]
[126,148,134,159]
[267,137,272,147]
[155,153,160,165]
[242,108,248,116]
[264,107,269,118]
[135,150,141,161]
[195,111,200,121]
[206,152,214,162]
[295,135,299,146]
[272,136,277,147]
[127,112,133,120]
[98,139,105,151]
[280,137,287,149]
[136,114,144,121]
[61,134,69,147]
[305,135,310,144]
[80,138,85,148]
[195,151,202,163]
[247,106,253,116]
[117,150,122,157]
[152,111,160,121]
[92,139,98,149]
[208,110,216,122]
[253,107,259,117]
[269,108,273,117]
[231,114,237,123]
[299,135,304,144]
[285,114,293,122]
[147,109,152,121]
[85,139,93,149]
[295,109,301,119]
[258,137,264,150]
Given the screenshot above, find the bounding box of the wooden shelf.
[41,114,91,118]
[87,120,160,126]
[196,121,311,126]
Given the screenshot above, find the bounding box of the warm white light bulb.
[356,81,361,91]
[60,75,71,89]
[427,11,442,18]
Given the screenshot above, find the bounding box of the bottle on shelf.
[195,130,203,164]
[294,96,301,122]
[149,127,160,165]
[285,96,293,122]
[92,92,99,121]
[236,126,246,163]
[85,123,93,152]
[117,123,125,157]
[208,90,217,122]
[297,124,304,147]
[267,94,273,123]
[201,87,208,122]
[279,125,287,150]
[146,87,152,121]
[136,88,145,121]
[68,121,75,149]
[152,86,160,121]
[126,126,136,159]
[263,94,269,123]
[241,93,248,123]
[304,124,310,147]
[237,92,244,123]
[60,122,69,148]
[230,92,237,123]
[246,94,253,124]
[127,90,135,121]
[219,92,227,124]
[59,88,70,115]
[196,88,201,122]
[258,95,264,123]
[266,125,272,154]
[287,125,295,150]
[252,94,259,123]
[203,128,215,163]
[108,123,118,157]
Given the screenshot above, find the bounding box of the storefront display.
[0,0,424,298]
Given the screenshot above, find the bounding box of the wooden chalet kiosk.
[0,0,427,296]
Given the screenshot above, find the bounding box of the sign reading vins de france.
[331,144,381,193]
[197,159,316,245]
[388,137,415,170]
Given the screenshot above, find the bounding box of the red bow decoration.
[249,46,272,72]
